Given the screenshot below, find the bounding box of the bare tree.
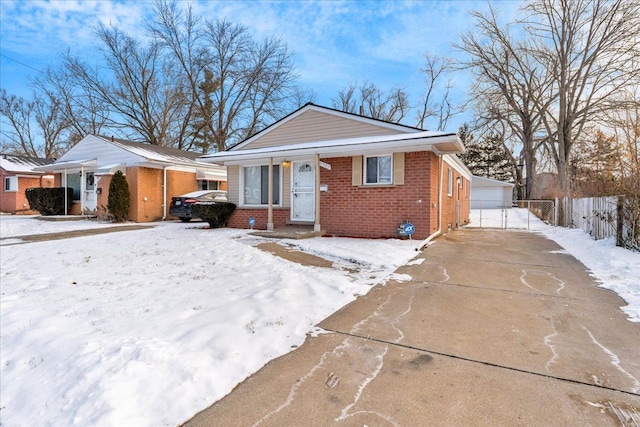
[34,52,110,146]
[457,5,552,199]
[147,0,211,151]
[526,0,640,196]
[416,54,462,131]
[0,89,69,158]
[203,19,299,151]
[332,81,409,123]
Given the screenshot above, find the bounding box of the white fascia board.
[443,154,473,180]
[201,132,462,165]
[33,159,98,172]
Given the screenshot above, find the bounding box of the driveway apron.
[184,228,640,427]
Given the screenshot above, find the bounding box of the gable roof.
[230,103,424,151]
[102,136,203,163]
[36,135,225,178]
[0,154,54,174]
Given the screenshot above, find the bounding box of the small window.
[4,176,18,192]
[364,155,392,184]
[447,168,453,196]
[243,165,280,205]
[199,180,219,191]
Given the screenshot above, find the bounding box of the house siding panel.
[56,135,143,164]
[239,110,407,150]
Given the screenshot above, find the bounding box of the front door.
[291,161,315,222]
[84,171,97,212]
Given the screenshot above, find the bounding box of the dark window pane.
[366,157,378,183]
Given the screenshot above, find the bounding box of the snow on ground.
[0,216,418,427]
[1,210,638,427]
[468,208,640,323]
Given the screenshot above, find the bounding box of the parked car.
[169,190,227,222]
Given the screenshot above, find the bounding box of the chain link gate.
[469,200,557,230]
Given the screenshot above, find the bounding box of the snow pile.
[0,217,417,427]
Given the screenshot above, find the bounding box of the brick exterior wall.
[165,170,199,220]
[440,162,471,231]
[319,152,437,239]
[227,207,291,229]
[1,172,54,214]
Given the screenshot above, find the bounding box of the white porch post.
[64,169,68,216]
[80,165,85,214]
[314,153,321,232]
[267,157,274,231]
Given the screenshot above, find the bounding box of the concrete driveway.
[184,229,640,426]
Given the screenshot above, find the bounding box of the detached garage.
[471,176,514,209]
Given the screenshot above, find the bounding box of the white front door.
[84,171,97,211]
[291,161,315,222]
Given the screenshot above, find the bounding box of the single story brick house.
[35,135,227,222]
[200,103,471,240]
[1,154,55,214]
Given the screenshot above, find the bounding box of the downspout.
[267,157,273,231]
[418,154,443,251]
[162,166,168,221]
[314,153,321,232]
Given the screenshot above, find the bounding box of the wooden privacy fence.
[561,195,639,250]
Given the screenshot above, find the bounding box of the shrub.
[25,187,73,215]
[191,202,236,228]
[107,170,130,222]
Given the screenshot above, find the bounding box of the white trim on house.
[200,131,463,165]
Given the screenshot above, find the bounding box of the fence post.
[617,196,624,247]
[527,200,531,230]
[554,198,558,226]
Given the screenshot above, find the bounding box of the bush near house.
[107,170,130,222]
[25,187,73,215]
[191,202,236,228]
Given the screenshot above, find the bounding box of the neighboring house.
[470,176,515,209]
[200,103,471,240]
[1,154,55,214]
[35,135,226,222]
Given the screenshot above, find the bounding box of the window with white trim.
[447,168,453,196]
[242,165,280,205]
[364,155,392,184]
[4,176,18,192]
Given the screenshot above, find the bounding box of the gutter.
[418,155,443,251]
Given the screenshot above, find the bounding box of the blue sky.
[0,0,522,131]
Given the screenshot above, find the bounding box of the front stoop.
[249,226,325,240]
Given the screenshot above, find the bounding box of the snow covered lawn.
[0,216,418,427]
[1,211,638,427]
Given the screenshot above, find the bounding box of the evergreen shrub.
[107,170,130,222]
[191,202,236,228]
[25,187,73,215]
